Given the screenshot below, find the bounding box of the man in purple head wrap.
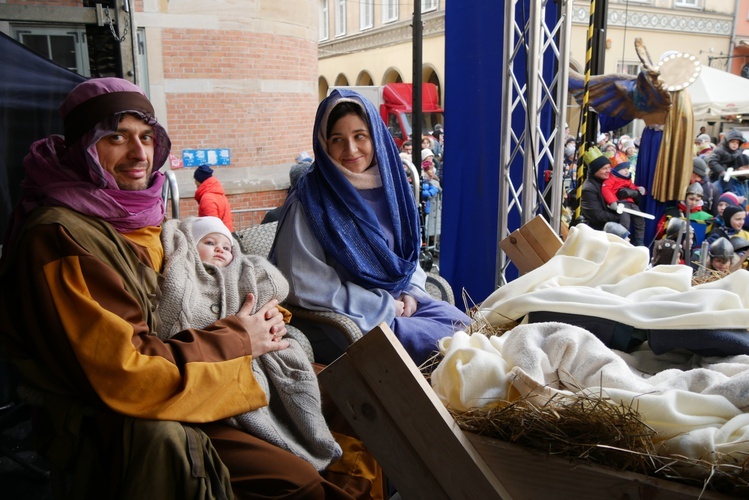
[0,78,359,498]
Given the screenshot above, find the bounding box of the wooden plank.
[518,215,563,262]
[499,228,545,273]
[320,353,451,500]
[321,324,508,500]
[500,215,563,274]
[0,5,98,23]
[466,433,732,500]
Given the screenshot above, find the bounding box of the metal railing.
[423,191,442,257]
[232,207,278,230]
[162,169,180,219]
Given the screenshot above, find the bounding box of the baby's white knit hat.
[191,216,232,244]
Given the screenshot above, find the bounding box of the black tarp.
[0,31,86,241]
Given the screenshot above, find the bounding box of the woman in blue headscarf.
[271,89,471,366]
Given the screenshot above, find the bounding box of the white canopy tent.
[687,65,749,120]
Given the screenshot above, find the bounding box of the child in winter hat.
[193,164,214,183]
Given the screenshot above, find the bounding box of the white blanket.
[432,325,749,466]
[432,225,749,468]
[479,224,749,330]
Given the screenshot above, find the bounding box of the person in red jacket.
[194,164,235,231]
[600,157,647,246]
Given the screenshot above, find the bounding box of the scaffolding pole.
[496,0,573,287]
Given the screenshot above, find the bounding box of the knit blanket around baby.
[158,217,341,470]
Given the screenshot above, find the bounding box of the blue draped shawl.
[294,89,420,293]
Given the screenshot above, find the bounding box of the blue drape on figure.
[636,127,665,246]
[599,115,632,134]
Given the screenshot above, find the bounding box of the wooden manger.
[319,324,734,500]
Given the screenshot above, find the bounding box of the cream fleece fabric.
[432,324,749,470]
[480,224,749,329]
[432,224,749,472]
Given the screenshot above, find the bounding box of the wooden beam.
[0,5,100,24]
[319,324,509,499]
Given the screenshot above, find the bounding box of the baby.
[194,222,236,269]
[158,216,341,471]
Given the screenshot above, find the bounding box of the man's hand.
[395,294,418,318]
[235,294,289,356]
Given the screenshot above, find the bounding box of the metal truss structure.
[496,0,573,286]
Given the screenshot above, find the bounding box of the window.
[675,0,699,7]
[136,28,150,95]
[360,0,374,30]
[334,0,346,37]
[319,0,329,41]
[422,0,438,12]
[616,62,640,76]
[383,0,398,23]
[14,26,90,76]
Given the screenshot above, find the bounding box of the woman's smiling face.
[326,113,374,174]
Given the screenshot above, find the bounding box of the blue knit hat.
[194,164,213,183]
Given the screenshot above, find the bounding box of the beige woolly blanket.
[159,217,341,470]
[432,225,749,470]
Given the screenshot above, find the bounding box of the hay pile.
[425,318,749,496]
[690,264,730,286]
[451,391,655,472]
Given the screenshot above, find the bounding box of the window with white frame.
[422,0,438,12]
[359,0,374,30]
[335,0,346,37]
[319,0,329,41]
[383,0,398,23]
[675,0,699,7]
[360,0,374,30]
[616,61,640,76]
[136,28,150,94]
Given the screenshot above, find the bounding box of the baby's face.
[197,233,234,268]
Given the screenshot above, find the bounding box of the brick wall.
[162,29,318,169]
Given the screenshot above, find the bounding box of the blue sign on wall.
[182,148,231,167]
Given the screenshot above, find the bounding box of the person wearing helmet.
[731,235,749,255]
[659,217,694,265]
[730,236,749,270]
[650,238,680,268]
[655,182,713,244]
[691,156,718,216]
[707,237,735,273]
